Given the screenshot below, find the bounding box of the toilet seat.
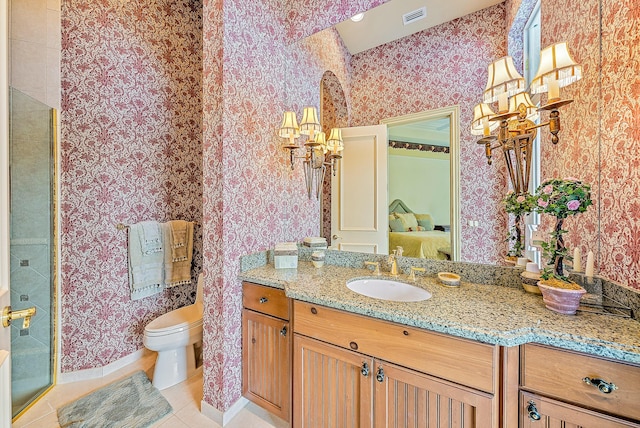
[145,303,203,337]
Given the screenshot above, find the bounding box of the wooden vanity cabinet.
[242,282,291,422]
[519,344,640,427]
[293,301,497,427]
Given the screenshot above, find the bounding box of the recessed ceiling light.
[351,13,364,22]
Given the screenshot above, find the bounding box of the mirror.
[296,0,605,269]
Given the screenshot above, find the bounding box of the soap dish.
[438,272,461,287]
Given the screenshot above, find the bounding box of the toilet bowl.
[143,274,204,390]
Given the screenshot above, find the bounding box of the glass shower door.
[9,88,56,417]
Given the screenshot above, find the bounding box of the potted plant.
[534,178,593,314]
[502,191,536,263]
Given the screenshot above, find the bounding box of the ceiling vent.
[402,7,427,26]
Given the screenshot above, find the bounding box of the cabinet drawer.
[294,300,498,393]
[242,282,289,320]
[521,343,640,422]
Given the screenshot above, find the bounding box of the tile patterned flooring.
[13,352,288,428]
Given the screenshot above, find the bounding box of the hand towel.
[138,221,163,255]
[163,220,194,287]
[170,220,189,262]
[128,223,165,300]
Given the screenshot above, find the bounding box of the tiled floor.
[13,352,288,428]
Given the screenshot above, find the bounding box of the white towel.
[138,221,163,255]
[128,223,164,300]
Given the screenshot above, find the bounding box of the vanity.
[239,256,640,427]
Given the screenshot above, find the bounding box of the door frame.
[380,105,461,261]
[1,0,12,424]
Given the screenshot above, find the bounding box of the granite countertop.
[239,261,640,364]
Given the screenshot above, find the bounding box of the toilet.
[143,274,204,390]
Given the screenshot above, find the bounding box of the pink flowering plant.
[502,191,536,257]
[535,178,592,281]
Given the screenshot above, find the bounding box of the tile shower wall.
[9,89,54,411]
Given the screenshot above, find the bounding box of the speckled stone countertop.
[239,261,640,365]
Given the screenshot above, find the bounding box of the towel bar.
[116,221,198,231]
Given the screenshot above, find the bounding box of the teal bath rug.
[57,370,172,428]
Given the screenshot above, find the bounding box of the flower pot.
[537,280,586,315]
[521,271,542,295]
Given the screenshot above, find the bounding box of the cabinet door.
[374,361,495,428]
[242,309,290,421]
[293,334,374,428]
[521,392,640,428]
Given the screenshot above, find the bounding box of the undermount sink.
[346,278,432,302]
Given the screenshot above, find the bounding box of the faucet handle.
[409,266,426,282]
[364,261,381,276]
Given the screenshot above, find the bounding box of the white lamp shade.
[483,56,525,103]
[470,103,498,135]
[278,111,300,139]
[299,106,321,135]
[530,42,582,94]
[315,131,328,153]
[508,92,539,121]
[326,128,343,152]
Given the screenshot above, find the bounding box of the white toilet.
[143,274,204,390]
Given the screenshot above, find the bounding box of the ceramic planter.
[537,281,586,315]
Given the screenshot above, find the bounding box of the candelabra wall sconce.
[279,106,343,199]
[471,42,582,194]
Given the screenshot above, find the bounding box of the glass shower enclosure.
[8,87,56,417]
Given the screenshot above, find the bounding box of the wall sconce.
[472,42,582,194]
[279,107,344,199]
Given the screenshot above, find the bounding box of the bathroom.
[2,0,639,425]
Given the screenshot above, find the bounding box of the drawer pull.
[349,341,359,350]
[361,362,369,377]
[280,326,287,337]
[583,377,618,394]
[259,297,268,304]
[376,366,385,383]
[527,401,541,421]
[311,307,318,314]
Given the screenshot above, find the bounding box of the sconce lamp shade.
[483,56,525,104]
[278,111,300,146]
[508,92,539,122]
[299,106,321,135]
[530,42,582,98]
[315,131,328,153]
[326,128,344,152]
[471,103,498,136]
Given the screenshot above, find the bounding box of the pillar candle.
[573,247,582,272]
[585,251,594,277]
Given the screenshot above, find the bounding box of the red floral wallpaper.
[348,4,509,264]
[200,0,385,411]
[59,0,203,372]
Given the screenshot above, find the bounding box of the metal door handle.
[2,306,36,329]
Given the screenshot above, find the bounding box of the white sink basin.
[347,278,432,302]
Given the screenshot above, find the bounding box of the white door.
[1,0,12,425]
[331,125,388,254]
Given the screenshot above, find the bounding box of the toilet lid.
[145,303,203,335]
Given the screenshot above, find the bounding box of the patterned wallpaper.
[200,0,386,411]
[349,4,509,264]
[59,0,203,371]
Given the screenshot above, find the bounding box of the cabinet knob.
[280,326,287,337]
[583,377,618,394]
[259,297,268,304]
[527,401,541,421]
[376,366,385,383]
[310,307,318,315]
[349,341,358,350]
[361,362,369,377]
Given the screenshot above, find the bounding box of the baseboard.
[201,396,249,426]
[57,348,153,384]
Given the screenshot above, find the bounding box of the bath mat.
[57,370,172,428]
